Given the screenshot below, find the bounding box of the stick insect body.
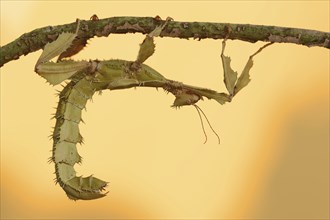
[34,17,271,200]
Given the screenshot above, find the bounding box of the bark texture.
[1,16,329,67]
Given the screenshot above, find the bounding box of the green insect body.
[34,18,271,200]
[49,59,219,200]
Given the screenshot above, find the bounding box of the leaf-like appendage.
[135,17,172,64]
[212,93,232,105]
[36,60,89,85]
[36,32,77,67]
[136,37,155,64]
[234,57,254,95]
[162,80,231,106]
[233,42,273,95]
[58,37,88,61]
[221,54,238,96]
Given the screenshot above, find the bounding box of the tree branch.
[1,16,329,67]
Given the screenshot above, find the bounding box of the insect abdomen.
[52,76,108,200]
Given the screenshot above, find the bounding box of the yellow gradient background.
[1,1,329,219]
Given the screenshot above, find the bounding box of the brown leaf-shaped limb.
[58,37,89,61]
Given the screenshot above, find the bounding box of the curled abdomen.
[51,76,108,200]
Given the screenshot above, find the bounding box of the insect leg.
[134,17,173,66]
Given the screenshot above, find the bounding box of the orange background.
[1,1,329,219]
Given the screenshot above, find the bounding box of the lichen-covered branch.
[1,16,329,67]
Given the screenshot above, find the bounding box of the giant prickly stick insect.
[34,17,272,200]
